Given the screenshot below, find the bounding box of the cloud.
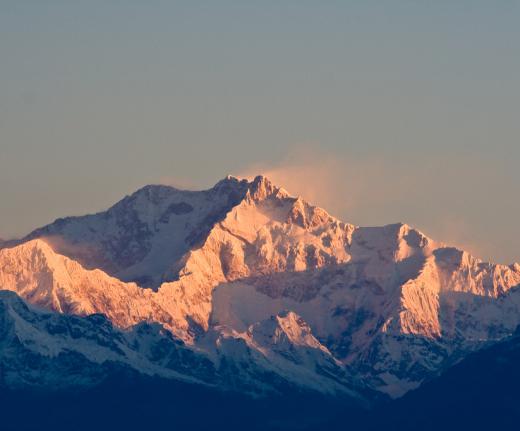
[233,144,510,263]
[234,145,403,221]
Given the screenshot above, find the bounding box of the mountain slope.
[0,239,177,330]
[352,328,520,431]
[209,216,520,395]
[0,288,370,399]
[0,240,369,397]
[21,177,251,288]
[0,289,211,389]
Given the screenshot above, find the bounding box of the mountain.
[4,176,357,341]
[1,175,520,403]
[209,221,520,396]
[0,249,367,399]
[0,289,202,389]
[21,177,251,288]
[344,327,520,431]
[0,239,171,327]
[0,286,364,431]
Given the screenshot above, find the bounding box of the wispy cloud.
[235,145,405,221]
[234,145,511,263]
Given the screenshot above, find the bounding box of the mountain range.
[1,175,519,430]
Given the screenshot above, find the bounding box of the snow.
[1,174,520,399]
[22,177,251,288]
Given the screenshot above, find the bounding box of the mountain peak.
[245,174,290,202]
[7,238,56,260]
[248,310,329,353]
[212,175,249,192]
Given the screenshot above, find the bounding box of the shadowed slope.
[21,177,251,288]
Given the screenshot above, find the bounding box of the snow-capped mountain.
[1,175,520,399]
[22,177,251,288]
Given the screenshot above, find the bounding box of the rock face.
[1,175,520,399]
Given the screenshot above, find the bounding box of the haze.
[1,1,519,264]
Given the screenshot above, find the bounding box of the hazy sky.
[1,1,519,264]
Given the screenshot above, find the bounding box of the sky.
[1,1,519,264]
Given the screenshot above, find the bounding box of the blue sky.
[1,1,519,263]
